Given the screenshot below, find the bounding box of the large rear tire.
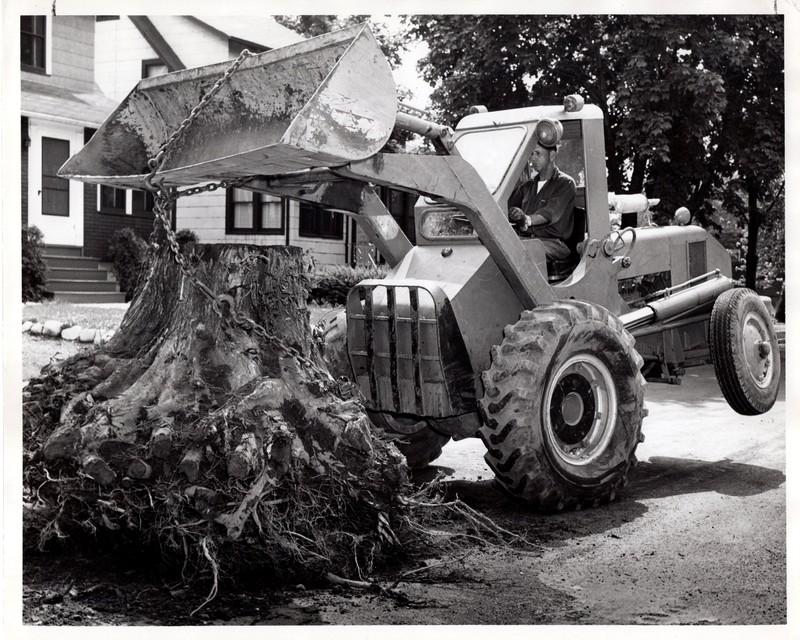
[478,301,647,511]
[367,411,451,469]
[709,288,780,415]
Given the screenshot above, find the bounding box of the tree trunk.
[745,182,761,290]
[23,243,410,582]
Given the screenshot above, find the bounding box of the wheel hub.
[545,354,618,466]
[561,391,585,427]
[742,311,774,389]
[550,373,596,444]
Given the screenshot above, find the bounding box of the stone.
[43,320,65,337]
[22,321,33,332]
[29,323,44,335]
[100,330,115,343]
[61,326,83,341]
[79,328,97,343]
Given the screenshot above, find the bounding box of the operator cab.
[415,113,589,283]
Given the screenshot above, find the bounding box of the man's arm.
[508,182,526,210]
[507,182,531,229]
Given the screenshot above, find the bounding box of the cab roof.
[456,103,604,130]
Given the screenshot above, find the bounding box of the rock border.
[22,319,115,345]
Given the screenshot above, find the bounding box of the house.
[21,16,118,255]
[21,15,128,301]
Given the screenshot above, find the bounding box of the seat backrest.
[566,207,586,255]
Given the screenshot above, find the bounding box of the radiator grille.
[688,241,707,280]
[346,281,475,417]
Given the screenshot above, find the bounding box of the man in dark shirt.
[508,136,576,260]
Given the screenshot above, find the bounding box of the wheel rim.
[544,353,618,466]
[741,311,774,389]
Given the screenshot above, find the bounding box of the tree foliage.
[408,15,784,289]
[275,15,408,68]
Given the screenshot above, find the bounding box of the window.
[453,126,526,193]
[41,137,70,216]
[132,189,155,214]
[299,202,343,239]
[98,186,155,216]
[99,186,126,213]
[21,16,46,71]
[225,188,285,235]
[142,58,168,79]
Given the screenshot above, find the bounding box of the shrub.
[107,228,149,302]
[22,225,51,302]
[175,228,200,250]
[308,263,389,306]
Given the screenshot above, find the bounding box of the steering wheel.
[602,227,637,263]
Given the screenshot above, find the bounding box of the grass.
[20,303,342,383]
[21,335,89,382]
[23,301,129,333]
[22,301,338,333]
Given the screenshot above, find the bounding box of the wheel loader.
[60,24,781,510]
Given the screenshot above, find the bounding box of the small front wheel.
[710,288,780,415]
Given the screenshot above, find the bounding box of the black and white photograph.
[2,0,795,636]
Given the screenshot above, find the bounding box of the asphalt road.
[430,361,787,624]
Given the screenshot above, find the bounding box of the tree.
[408,15,784,288]
[709,17,784,289]
[275,15,408,68]
[23,242,412,586]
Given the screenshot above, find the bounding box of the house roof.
[190,16,305,50]
[22,80,119,127]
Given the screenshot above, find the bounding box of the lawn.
[21,335,87,382]
[22,301,338,333]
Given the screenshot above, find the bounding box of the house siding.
[148,16,228,69]
[48,17,96,92]
[96,16,228,101]
[22,120,29,227]
[82,190,154,259]
[22,17,96,92]
[175,195,348,266]
[95,17,160,100]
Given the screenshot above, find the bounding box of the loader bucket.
[59,24,397,189]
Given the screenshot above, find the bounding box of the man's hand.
[508,206,530,230]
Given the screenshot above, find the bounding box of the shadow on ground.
[415,454,785,543]
[629,456,785,499]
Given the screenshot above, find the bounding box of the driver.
[507,120,576,260]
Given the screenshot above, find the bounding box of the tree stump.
[23,243,410,583]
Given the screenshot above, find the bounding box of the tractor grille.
[346,281,476,417]
[688,241,707,280]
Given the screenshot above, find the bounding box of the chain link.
[141,49,340,393]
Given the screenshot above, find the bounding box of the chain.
[141,49,340,393]
[144,49,255,188]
